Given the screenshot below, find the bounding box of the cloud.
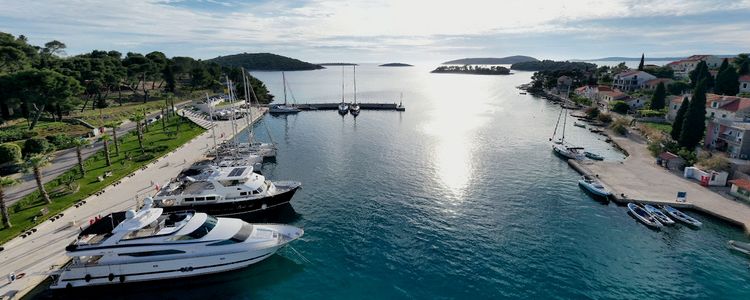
[0,0,748,62]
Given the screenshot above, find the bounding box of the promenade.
[570,130,750,233]
[0,108,265,299]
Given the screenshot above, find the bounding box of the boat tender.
[728,240,750,256]
[663,205,702,228]
[643,204,675,226]
[628,203,663,229]
[578,175,612,198]
[584,151,604,161]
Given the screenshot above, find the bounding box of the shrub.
[145,145,168,153]
[585,107,600,119]
[0,143,22,164]
[638,109,665,118]
[23,137,54,156]
[0,128,37,143]
[597,113,612,123]
[697,155,731,172]
[46,134,74,149]
[611,101,630,114]
[133,153,155,162]
[610,118,630,136]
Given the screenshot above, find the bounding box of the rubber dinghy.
[644,204,675,226]
[662,205,702,228]
[628,203,663,229]
[728,240,750,256]
[578,175,612,197]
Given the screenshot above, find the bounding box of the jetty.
[0,108,267,299]
[567,130,750,234]
[290,102,405,111]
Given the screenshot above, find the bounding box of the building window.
[712,102,718,108]
[723,114,727,118]
[711,112,715,117]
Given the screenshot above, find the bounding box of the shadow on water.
[31,255,305,300]
[239,203,303,224]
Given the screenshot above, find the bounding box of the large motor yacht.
[152,164,301,216]
[50,199,303,289]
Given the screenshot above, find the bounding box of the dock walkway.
[292,102,405,111]
[0,108,266,299]
[567,130,750,234]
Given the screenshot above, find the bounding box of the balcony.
[720,133,742,143]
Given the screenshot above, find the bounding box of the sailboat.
[338,67,349,115]
[349,65,360,116]
[550,86,584,160]
[269,72,301,114]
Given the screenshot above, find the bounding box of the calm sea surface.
[45,64,749,299]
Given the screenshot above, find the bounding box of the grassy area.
[3,120,91,138]
[71,90,209,124]
[0,115,205,244]
[642,122,672,133]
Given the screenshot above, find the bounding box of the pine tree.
[650,82,666,110]
[739,61,749,76]
[671,97,689,141]
[638,53,645,71]
[679,81,707,149]
[718,58,729,74]
[715,64,740,95]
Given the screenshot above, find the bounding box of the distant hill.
[208,53,323,71]
[431,65,510,75]
[578,55,738,62]
[511,60,596,72]
[319,63,358,66]
[380,63,413,67]
[442,56,538,65]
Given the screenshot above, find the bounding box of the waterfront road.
[4,101,191,206]
[0,109,264,299]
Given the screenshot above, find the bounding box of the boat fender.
[119,275,126,283]
[84,274,92,282]
[66,283,73,289]
[261,204,267,210]
[108,273,115,281]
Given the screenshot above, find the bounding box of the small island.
[209,52,323,71]
[431,65,510,75]
[379,63,413,67]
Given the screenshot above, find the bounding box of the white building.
[612,70,657,92]
[740,75,750,94]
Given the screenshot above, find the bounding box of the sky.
[0,0,749,64]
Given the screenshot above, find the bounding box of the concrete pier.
[566,131,750,234]
[292,102,405,111]
[0,108,267,299]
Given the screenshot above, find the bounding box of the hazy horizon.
[1,0,749,63]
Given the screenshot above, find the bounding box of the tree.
[71,138,90,176]
[715,63,740,96]
[611,101,630,114]
[129,112,145,154]
[8,69,83,129]
[739,61,750,76]
[0,176,18,228]
[105,121,122,156]
[718,58,729,74]
[101,134,112,167]
[638,53,645,71]
[23,137,53,157]
[734,53,749,72]
[671,97,689,140]
[43,40,67,56]
[24,154,52,204]
[668,81,690,95]
[650,82,667,110]
[679,81,707,149]
[689,61,714,89]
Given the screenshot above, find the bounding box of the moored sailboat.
[349,65,360,116]
[269,72,301,114]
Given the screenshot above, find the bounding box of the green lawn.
[0,115,205,244]
[643,122,672,133]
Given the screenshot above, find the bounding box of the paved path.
[0,108,265,299]
[4,101,192,206]
[572,129,750,233]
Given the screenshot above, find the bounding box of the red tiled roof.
[575,86,588,92]
[616,70,640,77]
[669,96,685,104]
[659,152,680,160]
[644,78,673,85]
[740,75,750,82]
[597,86,613,92]
[730,179,750,191]
[718,98,750,112]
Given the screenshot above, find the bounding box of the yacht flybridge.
[50,199,303,289]
[153,163,301,216]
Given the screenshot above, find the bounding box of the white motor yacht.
[50,199,303,289]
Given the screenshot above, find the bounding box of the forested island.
[442,56,537,65]
[379,63,413,67]
[319,63,358,66]
[510,60,597,72]
[208,52,323,71]
[431,65,510,75]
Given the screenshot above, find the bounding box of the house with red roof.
[667,55,721,79]
[740,75,750,94]
[704,94,750,159]
[611,70,656,92]
[642,78,674,91]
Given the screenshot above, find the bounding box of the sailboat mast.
[282,71,288,106]
[207,92,219,162]
[242,69,254,143]
[353,65,357,105]
[341,66,345,104]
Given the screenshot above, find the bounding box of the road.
[0,109,265,299]
[4,101,192,206]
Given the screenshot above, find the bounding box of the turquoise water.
[43,65,749,299]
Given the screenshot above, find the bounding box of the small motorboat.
[519,92,527,95]
[643,204,675,226]
[573,122,586,128]
[728,240,750,256]
[662,205,702,228]
[578,175,612,197]
[552,144,585,160]
[584,151,604,161]
[628,203,663,229]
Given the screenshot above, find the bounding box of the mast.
[341,66,345,104]
[207,93,219,162]
[242,68,254,143]
[353,65,357,105]
[282,71,288,106]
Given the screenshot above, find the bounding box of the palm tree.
[129,112,145,154]
[0,176,18,228]
[71,137,90,176]
[105,121,122,156]
[25,154,52,204]
[101,134,112,167]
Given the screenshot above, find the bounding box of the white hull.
[52,246,280,289]
[552,144,584,160]
[578,179,611,197]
